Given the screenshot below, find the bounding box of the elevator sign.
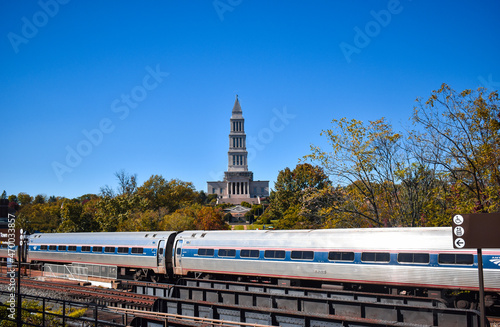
[452,214,500,249]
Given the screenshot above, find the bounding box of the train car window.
[92,246,103,253]
[49,245,57,251]
[240,249,260,258]
[68,246,77,252]
[361,252,390,262]
[398,253,429,264]
[40,245,48,250]
[264,250,285,259]
[118,247,129,254]
[291,251,314,260]
[438,253,473,265]
[176,248,181,255]
[132,247,143,254]
[159,248,164,255]
[218,249,236,257]
[328,251,355,262]
[105,247,115,253]
[81,246,91,252]
[58,245,67,251]
[198,248,215,256]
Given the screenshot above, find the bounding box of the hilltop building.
[207,96,269,205]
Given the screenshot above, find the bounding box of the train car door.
[157,240,166,274]
[173,239,183,275]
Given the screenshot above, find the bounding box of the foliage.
[17,200,62,233]
[33,194,46,204]
[137,175,198,213]
[95,194,148,232]
[411,84,500,215]
[270,163,330,229]
[17,192,32,206]
[240,201,251,208]
[160,207,197,231]
[223,212,233,222]
[0,300,85,327]
[195,206,229,230]
[305,117,442,227]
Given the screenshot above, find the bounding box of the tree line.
[1,173,229,233]
[2,84,499,231]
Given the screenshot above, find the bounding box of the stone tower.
[207,96,269,204]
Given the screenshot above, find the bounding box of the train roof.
[178,227,456,251]
[29,231,177,246]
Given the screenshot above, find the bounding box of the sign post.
[452,213,500,327]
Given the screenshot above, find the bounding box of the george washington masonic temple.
[207,96,269,205]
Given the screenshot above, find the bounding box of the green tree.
[137,175,197,213]
[269,163,330,228]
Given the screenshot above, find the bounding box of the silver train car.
[1,227,499,308]
[26,231,177,281]
[177,227,500,308]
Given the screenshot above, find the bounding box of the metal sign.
[452,213,500,249]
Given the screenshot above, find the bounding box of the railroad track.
[0,274,496,326]
[0,276,157,309]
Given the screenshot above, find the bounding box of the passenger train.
[1,227,499,309]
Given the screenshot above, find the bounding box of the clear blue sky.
[1,1,499,199]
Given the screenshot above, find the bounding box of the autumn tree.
[33,194,47,204]
[17,192,33,206]
[115,169,138,196]
[58,198,99,232]
[305,117,440,227]
[17,200,62,233]
[160,206,197,231]
[95,194,148,232]
[8,194,18,203]
[195,206,229,230]
[411,84,500,215]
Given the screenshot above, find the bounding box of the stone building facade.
[207,96,269,204]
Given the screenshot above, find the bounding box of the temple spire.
[232,94,242,115]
